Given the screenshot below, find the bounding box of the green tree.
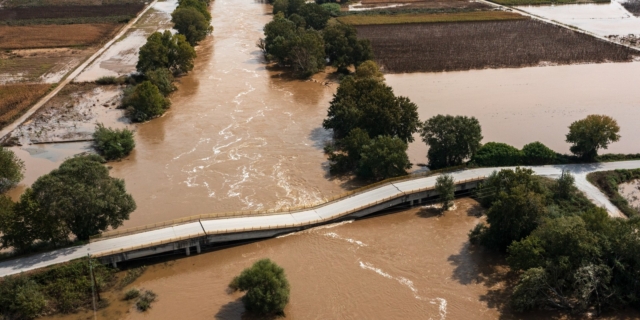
[357,135,411,180]
[471,142,522,167]
[323,23,373,72]
[263,13,297,64]
[327,127,371,174]
[145,68,176,96]
[475,167,545,208]
[522,141,557,165]
[172,7,213,46]
[288,13,306,28]
[552,170,575,200]
[0,190,50,251]
[288,29,325,77]
[137,31,197,75]
[566,115,620,160]
[0,146,24,193]
[8,156,136,243]
[420,115,482,169]
[93,124,135,160]
[125,81,171,122]
[320,3,341,16]
[435,174,455,212]
[229,259,290,316]
[273,0,288,15]
[177,0,212,22]
[354,60,383,81]
[323,76,420,143]
[298,3,330,30]
[286,0,306,16]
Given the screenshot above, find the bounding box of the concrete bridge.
[0,160,639,277]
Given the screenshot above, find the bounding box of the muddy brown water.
[44,199,640,320]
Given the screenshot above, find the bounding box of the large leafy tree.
[137,31,196,75]
[230,259,290,316]
[145,67,176,96]
[0,146,24,193]
[323,76,420,143]
[298,3,330,30]
[357,135,411,180]
[323,23,373,72]
[288,29,326,77]
[435,174,455,212]
[420,115,482,169]
[565,114,620,160]
[124,81,171,122]
[177,0,212,22]
[0,155,136,247]
[263,13,297,63]
[172,7,213,46]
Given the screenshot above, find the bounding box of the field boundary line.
[0,0,159,141]
[481,0,640,53]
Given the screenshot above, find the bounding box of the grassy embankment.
[337,10,525,25]
[587,169,640,218]
[0,84,52,130]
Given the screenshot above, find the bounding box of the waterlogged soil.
[42,198,640,320]
[618,179,640,210]
[75,0,178,82]
[0,48,89,84]
[384,62,640,165]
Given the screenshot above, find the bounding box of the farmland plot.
[0,4,145,24]
[0,23,121,50]
[356,20,635,73]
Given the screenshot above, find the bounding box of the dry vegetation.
[338,11,525,25]
[0,4,144,25]
[356,20,634,73]
[0,23,121,49]
[0,84,51,129]
[623,0,640,16]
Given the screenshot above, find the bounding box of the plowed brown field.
[0,23,121,49]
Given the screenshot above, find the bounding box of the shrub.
[93,124,135,160]
[0,146,24,193]
[145,68,175,96]
[230,259,290,316]
[472,142,522,167]
[118,266,147,289]
[124,289,140,300]
[522,141,557,165]
[95,76,118,85]
[0,275,46,320]
[125,81,171,122]
[135,290,157,311]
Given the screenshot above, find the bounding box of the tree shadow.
[214,298,282,320]
[308,127,331,150]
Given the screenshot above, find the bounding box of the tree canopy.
[177,0,212,22]
[323,76,419,143]
[137,31,196,75]
[522,141,557,165]
[298,3,330,30]
[93,124,135,160]
[323,23,373,72]
[357,135,411,180]
[0,146,24,193]
[435,174,455,212]
[420,115,482,169]
[145,67,176,96]
[230,259,290,316]
[172,7,213,46]
[354,60,384,81]
[472,142,522,167]
[566,114,620,160]
[124,81,171,122]
[0,155,136,249]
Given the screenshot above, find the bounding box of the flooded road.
[107,0,345,228]
[387,62,640,165]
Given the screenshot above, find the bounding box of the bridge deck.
[1,161,638,277]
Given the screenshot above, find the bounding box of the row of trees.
[261,2,373,77]
[469,168,640,314]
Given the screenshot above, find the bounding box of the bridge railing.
[89,165,472,242]
[90,176,486,258]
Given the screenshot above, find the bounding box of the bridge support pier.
[185,247,190,256]
[196,242,201,254]
[112,261,117,268]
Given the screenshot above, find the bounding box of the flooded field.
[385,62,640,165]
[518,0,640,38]
[75,0,178,82]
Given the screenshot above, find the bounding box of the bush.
[93,124,135,160]
[230,259,290,316]
[0,146,24,193]
[95,76,118,85]
[124,289,140,300]
[0,275,46,320]
[522,141,557,165]
[125,81,171,122]
[136,290,157,311]
[472,142,522,167]
[145,68,176,96]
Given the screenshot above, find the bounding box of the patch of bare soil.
[356,20,635,73]
[0,23,122,49]
[8,83,130,145]
[618,179,640,211]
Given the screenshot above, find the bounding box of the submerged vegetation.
[93,124,136,160]
[230,259,290,316]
